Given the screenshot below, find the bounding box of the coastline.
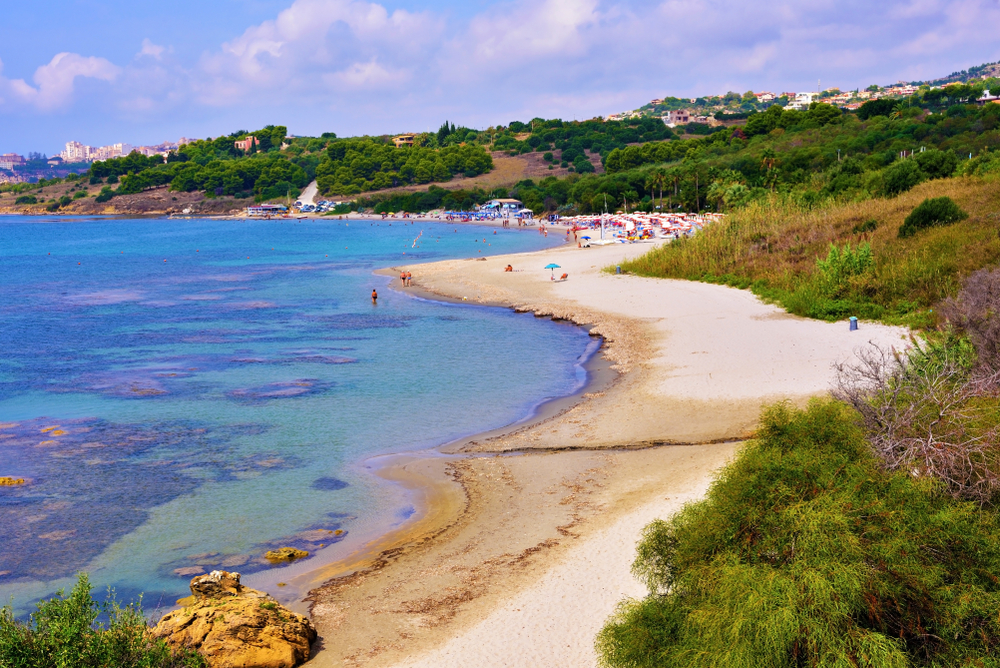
[298,240,910,666]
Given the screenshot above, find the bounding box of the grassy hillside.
[619,173,1000,327]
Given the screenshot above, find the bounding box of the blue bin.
[849,316,858,331]
[616,265,621,274]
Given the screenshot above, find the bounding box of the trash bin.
[616,266,621,274]
[849,316,858,331]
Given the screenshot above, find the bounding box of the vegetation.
[597,398,1000,668]
[899,196,968,237]
[315,139,493,195]
[0,573,205,667]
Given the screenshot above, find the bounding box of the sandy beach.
[302,238,908,667]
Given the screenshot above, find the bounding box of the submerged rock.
[153,570,316,668]
[264,547,309,562]
[0,477,26,486]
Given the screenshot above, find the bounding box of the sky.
[2,0,999,155]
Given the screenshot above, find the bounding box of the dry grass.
[622,175,1000,326]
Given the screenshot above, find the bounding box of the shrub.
[899,196,968,237]
[15,195,37,205]
[106,174,119,184]
[914,148,958,179]
[834,338,999,502]
[542,152,554,162]
[939,268,1000,373]
[597,400,1000,668]
[89,174,103,185]
[882,158,925,196]
[0,573,206,667]
[73,190,87,199]
[95,186,115,203]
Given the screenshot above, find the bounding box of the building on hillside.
[780,92,797,100]
[392,134,416,148]
[784,92,818,111]
[0,153,26,170]
[663,109,691,126]
[47,156,64,166]
[650,98,664,105]
[234,136,258,152]
[755,91,775,103]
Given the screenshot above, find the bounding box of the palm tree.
[646,170,667,212]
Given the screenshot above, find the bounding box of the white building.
[784,92,818,111]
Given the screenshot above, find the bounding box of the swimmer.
[371,289,378,305]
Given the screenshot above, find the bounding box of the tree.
[646,170,667,211]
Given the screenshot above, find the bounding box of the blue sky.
[2,0,999,155]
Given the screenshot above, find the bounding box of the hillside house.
[392,134,416,148]
[234,136,258,152]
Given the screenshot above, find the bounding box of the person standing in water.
[371,289,378,305]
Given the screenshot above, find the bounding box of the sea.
[0,215,596,615]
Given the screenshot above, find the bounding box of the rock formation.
[153,570,316,668]
[264,547,309,562]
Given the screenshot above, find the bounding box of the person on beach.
[400,271,406,287]
[371,289,378,304]
[505,264,513,272]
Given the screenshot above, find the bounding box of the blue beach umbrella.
[545,263,561,278]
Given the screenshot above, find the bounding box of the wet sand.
[302,239,908,667]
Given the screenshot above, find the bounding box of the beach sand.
[303,239,908,667]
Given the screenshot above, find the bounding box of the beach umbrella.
[544,262,561,279]
[580,235,591,240]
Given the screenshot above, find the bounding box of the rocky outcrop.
[264,548,309,563]
[0,477,26,486]
[153,570,316,668]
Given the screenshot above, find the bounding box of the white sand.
[394,466,717,668]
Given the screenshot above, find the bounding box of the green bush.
[914,148,958,179]
[0,573,206,668]
[73,190,88,199]
[95,186,115,203]
[882,158,925,196]
[597,401,1000,668]
[542,152,554,162]
[899,196,969,237]
[14,195,37,205]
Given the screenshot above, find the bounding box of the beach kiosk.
[479,199,523,215]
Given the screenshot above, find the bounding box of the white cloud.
[138,39,167,60]
[197,0,441,102]
[0,52,120,112]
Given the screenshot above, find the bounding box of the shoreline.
[298,240,910,666]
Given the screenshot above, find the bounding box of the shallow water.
[0,216,593,613]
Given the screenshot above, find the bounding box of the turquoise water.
[0,216,594,613]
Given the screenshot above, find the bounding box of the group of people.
[399,270,413,287]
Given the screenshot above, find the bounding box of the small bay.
[0,216,593,613]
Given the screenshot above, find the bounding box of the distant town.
[0,138,199,185]
[606,61,1000,125]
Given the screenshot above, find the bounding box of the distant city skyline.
[1,0,999,155]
